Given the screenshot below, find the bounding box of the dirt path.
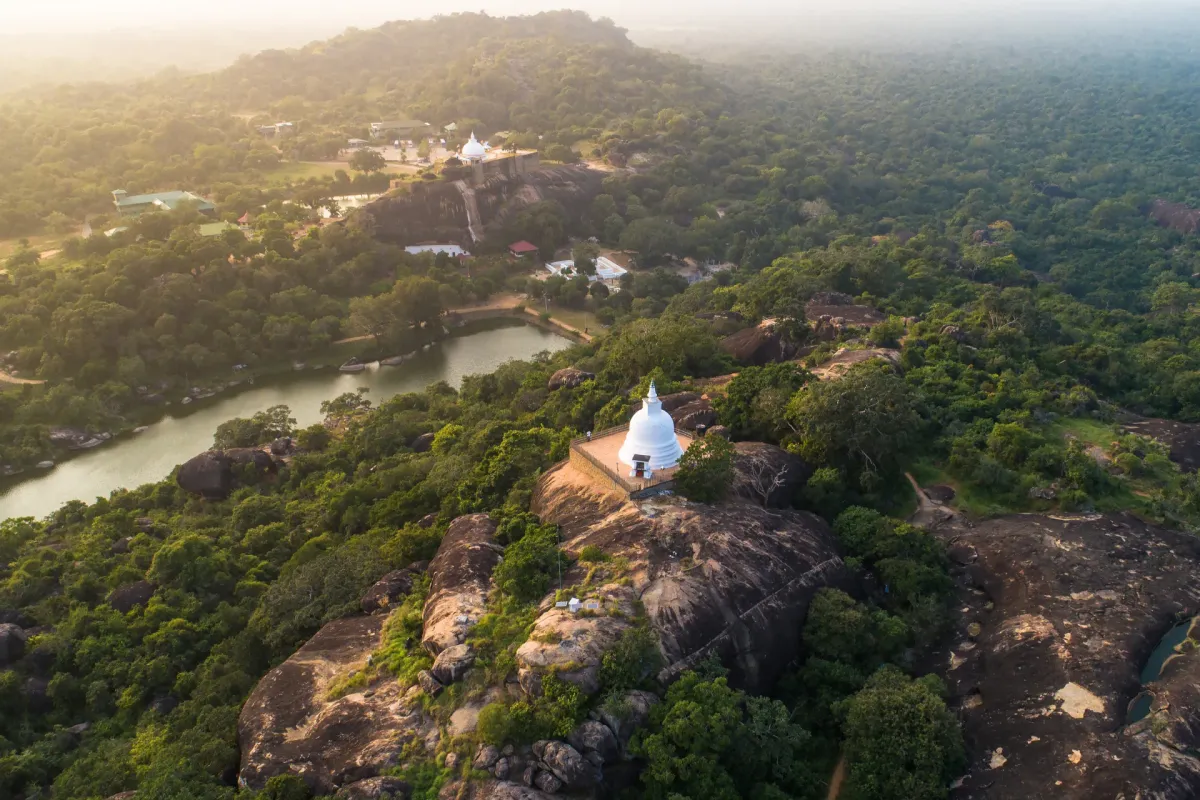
[826,755,847,800]
[0,370,45,385]
[905,471,960,529]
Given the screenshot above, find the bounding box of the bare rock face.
[238,615,438,793]
[935,513,1200,799]
[410,433,436,453]
[720,325,795,365]
[1127,644,1200,791]
[176,449,277,499]
[107,581,155,614]
[437,780,558,800]
[1121,415,1200,473]
[528,459,850,694]
[422,514,503,654]
[808,347,901,381]
[1150,199,1200,235]
[670,400,718,432]
[0,623,27,665]
[568,720,619,765]
[731,442,811,508]
[516,584,637,695]
[361,568,420,614]
[548,368,595,391]
[431,643,475,685]
[534,740,598,789]
[334,776,412,799]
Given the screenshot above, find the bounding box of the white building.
[618,383,685,473]
[405,244,469,257]
[545,256,628,288]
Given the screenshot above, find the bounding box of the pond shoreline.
[0,319,573,519]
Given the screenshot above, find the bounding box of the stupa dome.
[618,382,684,470]
[461,132,487,160]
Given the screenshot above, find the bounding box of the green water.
[0,320,569,521]
[1127,617,1196,724]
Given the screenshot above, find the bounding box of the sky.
[3,0,1192,36]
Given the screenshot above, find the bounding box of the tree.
[785,360,919,489]
[349,148,387,174]
[573,242,600,275]
[213,405,296,448]
[675,435,734,503]
[837,666,966,800]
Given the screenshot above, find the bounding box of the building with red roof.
[508,240,539,257]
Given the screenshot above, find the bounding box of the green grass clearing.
[0,233,60,260]
[547,305,602,334]
[263,161,347,185]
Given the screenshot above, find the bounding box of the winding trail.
[0,370,45,385]
[826,754,847,800]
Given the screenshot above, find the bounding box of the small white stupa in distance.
[461,132,488,162]
[618,382,684,471]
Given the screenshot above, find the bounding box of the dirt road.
[0,370,45,385]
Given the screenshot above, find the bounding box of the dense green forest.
[5,10,1200,800]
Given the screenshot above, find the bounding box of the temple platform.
[569,424,694,498]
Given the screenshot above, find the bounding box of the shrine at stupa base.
[569,383,695,498]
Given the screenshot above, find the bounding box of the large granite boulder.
[720,324,796,365]
[0,623,27,665]
[670,400,718,432]
[431,643,475,685]
[238,615,437,793]
[361,567,421,614]
[437,780,557,800]
[528,457,851,694]
[421,514,503,654]
[731,442,812,508]
[808,347,901,381]
[548,368,595,390]
[176,449,277,499]
[935,513,1200,799]
[107,580,156,613]
[334,776,412,799]
[410,432,436,453]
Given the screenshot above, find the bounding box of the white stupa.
[461,132,488,162]
[618,382,684,472]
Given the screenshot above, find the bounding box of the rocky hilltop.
[935,512,1200,799]
[235,441,849,795]
[528,449,850,693]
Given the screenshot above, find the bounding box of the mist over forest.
[4,5,1200,800]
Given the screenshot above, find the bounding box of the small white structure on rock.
[618,382,684,473]
[460,132,489,162]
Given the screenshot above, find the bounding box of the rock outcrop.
[410,432,436,453]
[1150,199,1200,235]
[934,513,1200,799]
[807,347,901,380]
[1121,415,1200,472]
[719,324,796,365]
[238,615,437,793]
[528,458,850,694]
[361,565,425,615]
[334,776,412,799]
[731,442,812,508]
[0,623,27,665]
[176,449,278,499]
[107,581,155,613]
[421,514,503,654]
[548,368,595,390]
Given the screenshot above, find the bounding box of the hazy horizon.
[4,0,1198,36]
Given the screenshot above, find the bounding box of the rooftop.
[113,190,214,212]
[509,240,539,254]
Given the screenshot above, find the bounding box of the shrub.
[675,435,735,503]
[492,523,563,603]
[600,626,661,693]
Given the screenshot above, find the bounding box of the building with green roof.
[111,189,216,218]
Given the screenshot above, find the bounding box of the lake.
[0,320,570,521]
